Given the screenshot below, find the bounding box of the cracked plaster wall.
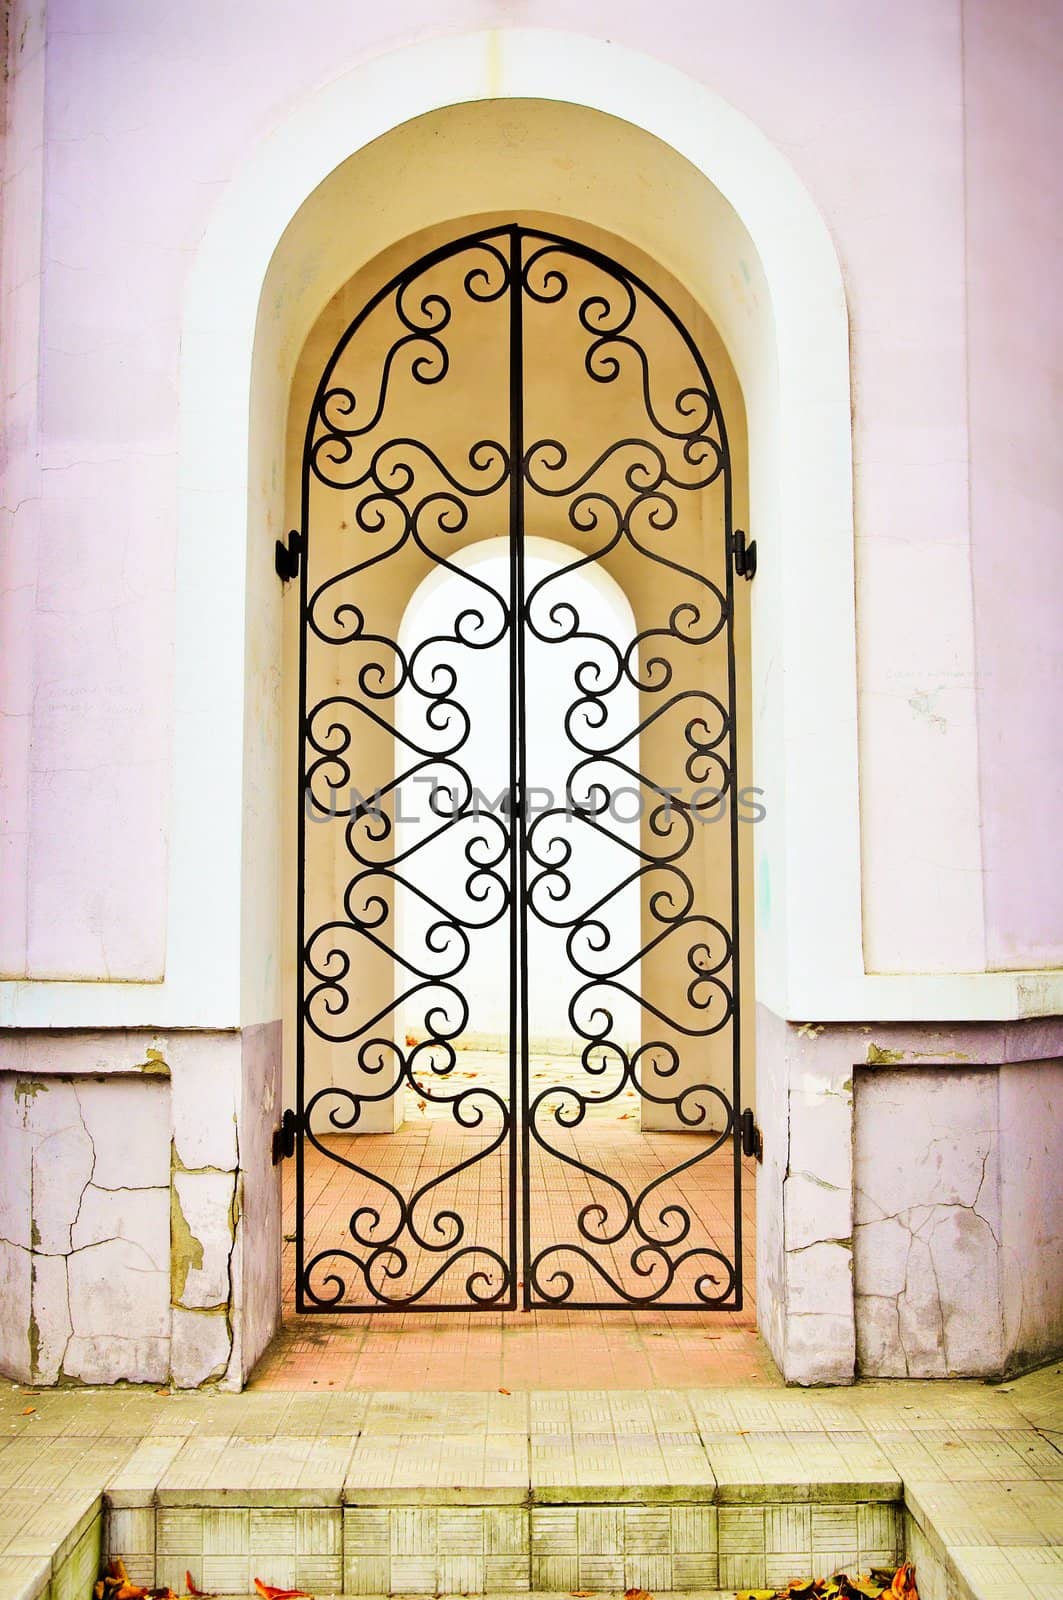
[755,1007,857,1387]
[854,1066,1004,1378]
[757,1007,1063,1387]
[0,1026,282,1389]
[854,1059,1063,1379]
[0,1073,171,1383]
[999,1061,1063,1372]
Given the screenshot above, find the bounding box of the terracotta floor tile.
[252,1051,761,1391]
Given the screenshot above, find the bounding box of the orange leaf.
[624,1589,654,1600]
[416,1098,427,1112]
[185,1574,207,1597]
[498,1386,511,1395]
[108,1562,131,1586]
[890,1563,918,1600]
[570,1592,597,1597]
[20,1405,35,1415]
[115,1585,149,1599]
[253,1583,310,1600]
[405,1033,418,1046]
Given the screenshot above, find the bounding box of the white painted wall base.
[0,1026,281,1389]
[4,1012,1061,1389]
[756,1006,1063,1385]
[855,1059,1063,1379]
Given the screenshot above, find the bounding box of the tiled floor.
[252,1052,759,1390]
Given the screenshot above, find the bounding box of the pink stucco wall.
[1,0,1059,984]
[963,0,1063,969]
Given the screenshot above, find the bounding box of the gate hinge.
[275,529,303,583]
[272,1108,298,1164]
[740,1107,763,1162]
[731,529,757,580]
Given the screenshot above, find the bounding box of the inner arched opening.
[397,537,642,1091]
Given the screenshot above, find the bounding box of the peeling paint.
[867,1044,905,1065]
[170,1185,204,1305]
[28,1293,40,1378]
[135,1048,170,1076]
[911,1049,971,1062]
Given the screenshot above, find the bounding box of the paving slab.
[157,1435,358,1506]
[0,1368,1060,1600]
[344,1431,529,1504]
[698,1430,902,1504]
[0,1558,51,1600]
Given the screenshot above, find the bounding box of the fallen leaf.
[154,1388,171,1396]
[736,1591,778,1600]
[20,1405,35,1415]
[253,1583,310,1600]
[108,1561,131,1586]
[890,1563,918,1600]
[570,1591,597,1597]
[185,1573,207,1597]
[115,1585,149,1599]
[624,1589,654,1600]
[94,1584,106,1600]
[416,1099,427,1112]
[842,1578,883,1599]
[498,1386,511,1395]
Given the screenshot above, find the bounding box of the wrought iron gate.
[288,224,752,1313]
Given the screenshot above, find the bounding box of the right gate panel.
[517,231,743,1310]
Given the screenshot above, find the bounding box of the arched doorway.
[290,223,753,1313]
[169,33,862,1381]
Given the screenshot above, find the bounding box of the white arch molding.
[8,26,1053,1031]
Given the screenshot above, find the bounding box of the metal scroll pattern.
[519,235,739,1308]
[298,236,517,1310]
[296,227,740,1311]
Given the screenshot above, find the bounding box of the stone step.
[3,1385,1061,1600]
[110,1492,905,1596]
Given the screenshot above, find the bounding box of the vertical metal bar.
[295,444,310,1313]
[509,226,532,1311]
[724,469,744,1310]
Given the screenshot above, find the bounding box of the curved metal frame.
[294,224,743,1312]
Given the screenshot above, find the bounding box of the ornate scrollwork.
[295,225,741,1313]
[517,229,739,1309]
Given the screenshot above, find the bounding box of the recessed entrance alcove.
[275,207,756,1341]
[178,33,861,1386]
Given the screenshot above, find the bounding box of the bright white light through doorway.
[396,537,641,1124]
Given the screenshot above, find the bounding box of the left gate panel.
[295,231,517,1311]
